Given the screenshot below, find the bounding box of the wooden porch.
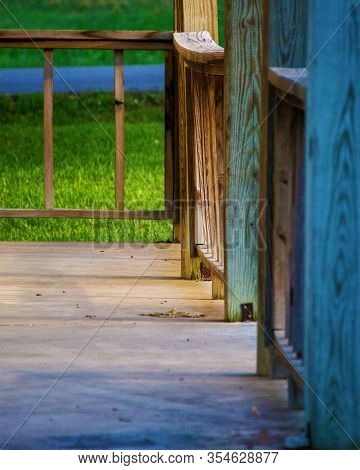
[0,0,359,451]
[0,242,302,449]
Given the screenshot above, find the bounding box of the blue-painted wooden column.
[224,0,265,322]
[305,0,360,449]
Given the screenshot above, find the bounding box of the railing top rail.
[173,31,224,75]
[0,30,174,50]
[268,67,307,103]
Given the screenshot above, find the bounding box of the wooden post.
[174,0,218,41]
[224,0,266,322]
[164,52,175,213]
[43,49,54,209]
[114,50,125,211]
[269,0,308,67]
[257,0,307,375]
[174,0,218,279]
[304,0,360,449]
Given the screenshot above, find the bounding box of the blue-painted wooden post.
[224,0,265,322]
[269,0,308,67]
[305,0,360,449]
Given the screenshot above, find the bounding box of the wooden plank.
[174,0,219,42]
[257,82,275,376]
[212,275,224,300]
[207,74,221,265]
[272,100,297,332]
[164,52,175,212]
[214,76,225,267]
[172,51,181,242]
[43,49,54,210]
[0,40,173,51]
[199,74,215,263]
[289,109,305,358]
[224,0,265,322]
[269,0,308,68]
[0,209,173,220]
[0,30,173,50]
[185,67,199,264]
[304,0,360,449]
[114,50,125,211]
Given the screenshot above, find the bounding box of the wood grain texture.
[114,50,125,211]
[224,0,265,322]
[173,31,224,75]
[212,275,225,300]
[258,0,307,375]
[269,0,308,67]
[174,0,219,42]
[174,0,218,280]
[43,49,54,210]
[305,0,360,449]
[0,30,173,50]
[0,209,173,220]
[272,100,296,332]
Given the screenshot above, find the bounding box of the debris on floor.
[140,308,205,319]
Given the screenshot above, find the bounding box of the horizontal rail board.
[268,67,307,103]
[0,209,173,220]
[174,31,224,75]
[197,245,224,281]
[0,30,174,50]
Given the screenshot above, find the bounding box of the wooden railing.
[174,31,225,298]
[263,67,307,407]
[0,30,175,221]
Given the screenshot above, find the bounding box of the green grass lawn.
[0,92,173,242]
[0,0,224,68]
[0,0,224,242]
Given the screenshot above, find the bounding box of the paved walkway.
[0,65,164,94]
[0,243,303,449]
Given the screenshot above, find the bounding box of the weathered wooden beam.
[0,209,173,220]
[224,0,265,322]
[304,0,360,449]
[269,0,308,68]
[258,0,307,375]
[174,0,219,279]
[0,30,173,50]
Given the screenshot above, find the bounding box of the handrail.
[173,31,224,75]
[0,30,174,50]
[268,67,307,103]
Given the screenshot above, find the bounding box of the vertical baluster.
[164,52,174,212]
[114,50,125,211]
[43,49,54,209]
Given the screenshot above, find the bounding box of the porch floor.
[0,242,302,449]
